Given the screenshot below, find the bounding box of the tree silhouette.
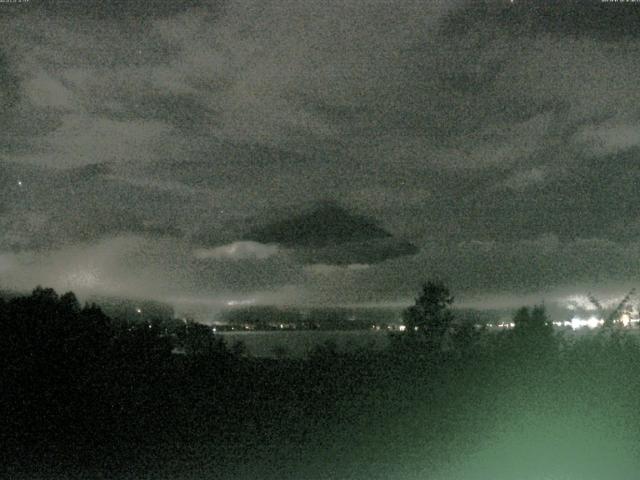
[60,291,81,314]
[513,305,553,335]
[182,320,228,357]
[449,321,483,358]
[589,289,636,329]
[512,305,555,357]
[402,280,454,353]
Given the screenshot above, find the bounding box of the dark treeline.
[3,283,640,479]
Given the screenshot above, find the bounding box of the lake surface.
[217,330,391,358]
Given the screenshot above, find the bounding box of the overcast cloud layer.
[2,0,640,314]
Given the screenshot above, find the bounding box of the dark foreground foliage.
[2,286,640,479]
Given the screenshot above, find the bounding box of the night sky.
[2,0,640,316]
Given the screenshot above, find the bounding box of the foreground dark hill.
[2,285,640,479]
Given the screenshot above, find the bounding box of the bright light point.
[570,317,583,330]
[587,316,600,329]
[17,180,22,186]
[567,315,607,330]
[398,325,406,332]
[136,308,142,314]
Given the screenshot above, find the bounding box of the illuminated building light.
[565,316,609,330]
[587,316,601,329]
[570,317,586,330]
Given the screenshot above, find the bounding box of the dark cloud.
[296,238,419,267]
[245,203,391,248]
[33,0,209,20]
[442,1,640,41]
[0,48,64,155]
[0,50,20,110]
[0,160,187,251]
[105,93,218,132]
[242,203,417,266]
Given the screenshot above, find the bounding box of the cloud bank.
[2,0,640,311]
